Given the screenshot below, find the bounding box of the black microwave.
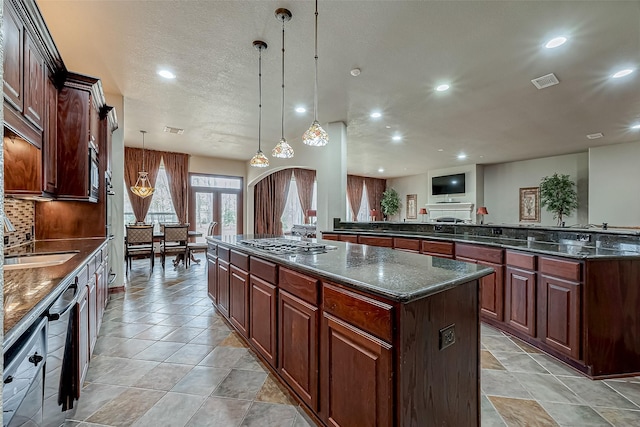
[89,140,99,201]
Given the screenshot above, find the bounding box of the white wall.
[386,173,428,222]
[483,152,589,226]
[589,140,640,227]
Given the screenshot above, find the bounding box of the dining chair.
[161,224,189,268]
[187,222,218,266]
[125,224,154,274]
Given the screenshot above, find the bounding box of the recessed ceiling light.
[457,153,467,160]
[370,112,382,119]
[158,69,176,79]
[631,123,640,130]
[611,69,635,79]
[350,68,361,77]
[295,106,306,113]
[586,132,604,139]
[545,36,568,49]
[378,168,384,173]
[435,84,450,92]
[392,135,402,142]
[385,125,391,129]
[438,149,444,152]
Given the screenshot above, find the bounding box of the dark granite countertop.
[3,238,107,348]
[322,230,640,259]
[207,235,493,303]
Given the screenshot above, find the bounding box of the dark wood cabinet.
[217,259,231,319]
[321,312,393,427]
[321,233,339,241]
[3,131,42,195]
[229,265,249,337]
[207,253,218,304]
[505,266,536,337]
[393,237,420,253]
[537,274,581,359]
[43,74,58,194]
[23,33,45,130]
[250,275,278,368]
[421,240,454,258]
[358,235,393,248]
[479,261,504,321]
[3,1,24,112]
[338,234,358,243]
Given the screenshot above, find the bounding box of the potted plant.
[539,173,578,226]
[380,188,400,220]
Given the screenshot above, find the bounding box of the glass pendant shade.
[130,171,155,198]
[130,130,155,198]
[303,120,329,146]
[272,137,294,158]
[250,149,269,167]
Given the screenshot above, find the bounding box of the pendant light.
[130,130,155,198]
[302,0,329,146]
[250,40,270,168]
[272,8,294,159]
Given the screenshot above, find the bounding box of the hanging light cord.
[141,131,146,172]
[258,47,263,151]
[313,0,319,122]
[281,17,286,140]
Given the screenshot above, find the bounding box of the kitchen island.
[206,235,493,427]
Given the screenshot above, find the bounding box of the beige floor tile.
[489,396,558,427]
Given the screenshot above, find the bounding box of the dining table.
[153,230,203,266]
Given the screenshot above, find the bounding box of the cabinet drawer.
[75,264,88,286]
[279,267,319,305]
[539,256,581,282]
[421,240,454,257]
[506,251,536,271]
[322,283,393,343]
[321,233,339,241]
[358,235,393,248]
[394,238,420,252]
[207,242,217,255]
[230,250,249,271]
[338,234,358,243]
[456,243,503,264]
[250,257,277,284]
[217,245,230,262]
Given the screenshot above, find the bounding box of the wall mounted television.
[432,173,466,195]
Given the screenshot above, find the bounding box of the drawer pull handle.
[29,353,44,366]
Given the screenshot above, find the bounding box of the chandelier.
[130,130,155,198]
[250,40,270,168]
[272,8,294,158]
[302,0,328,146]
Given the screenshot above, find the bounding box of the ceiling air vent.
[587,133,604,140]
[531,73,560,89]
[163,126,184,135]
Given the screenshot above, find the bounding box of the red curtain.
[346,175,365,220]
[124,147,162,223]
[293,168,316,223]
[254,169,293,235]
[365,177,387,220]
[163,151,190,224]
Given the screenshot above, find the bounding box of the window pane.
[346,183,370,222]
[221,193,238,236]
[124,164,177,230]
[191,174,241,189]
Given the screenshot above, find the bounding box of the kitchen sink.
[4,252,78,270]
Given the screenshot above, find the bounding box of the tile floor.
[60,257,640,426]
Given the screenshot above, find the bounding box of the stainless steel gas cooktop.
[240,238,336,255]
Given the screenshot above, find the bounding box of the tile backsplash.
[4,199,35,249]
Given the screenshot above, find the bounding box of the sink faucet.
[3,215,16,233]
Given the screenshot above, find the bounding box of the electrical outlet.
[26,233,31,241]
[4,236,9,245]
[492,228,502,235]
[434,225,443,232]
[439,324,456,350]
[577,234,591,242]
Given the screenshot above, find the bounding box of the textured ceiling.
[37,1,640,178]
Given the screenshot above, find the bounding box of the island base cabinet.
[229,265,249,338]
[537,275,581,359]
[207,254,218,304]
[279,290,319,411]
[250,275,277,368]
[505,267,536,337]
[217,260,230,319]
[479,262,504,321]
[321,313,393,427]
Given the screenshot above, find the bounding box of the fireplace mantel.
[426,202,475,222]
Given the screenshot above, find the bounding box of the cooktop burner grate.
[240,238,335,255]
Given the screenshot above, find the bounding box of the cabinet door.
[75,284,89,397]
[505,267,536,337]
[229,265,249,337]
[217,260,230,318]
[321,313,393,427]
[207,255,218,304]
[43,75,58,194]
[23,34,45,130]
[538,275,581,359]
[3,3,23,111]
[279,290,319,410]
[95,262,105,335]
[250,275,277,367]
[478,261,504,321]
[88,282,98,357]
[3,134,42,194]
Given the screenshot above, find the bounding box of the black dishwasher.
[3,317,47,426]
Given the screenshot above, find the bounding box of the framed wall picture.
[406,194,417,219]
[519,187,540,222]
